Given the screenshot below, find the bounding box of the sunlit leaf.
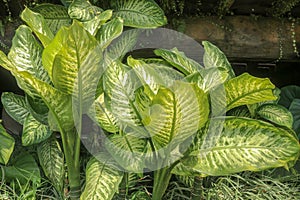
[68,0,103,21]
[20,8,54,47]
[37,136,65,192]
[202,41,235,79]
[1,92,29,124]
[188,117,300,176]
[81,154,123,200]
[111,0,167,28]
[22,115,52,146]
[83,10,112,36]
[154,48,202,75]
[256,104,293,128]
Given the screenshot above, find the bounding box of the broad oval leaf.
[25,94,49,125]
[111,0,167,28]
[0,124,15,165]
[202,41,235,79]
[105,133,148,172]
[1,92,29,124]
[256,104,293,128]
[37,136,65,192]
[20,7,54,47]
[1,151,41,184]
[51,21,99,94]
[289,99,300,138]
[81,154,123,200]
[213,73,277,115]
[32,3,72,34]
[188,117,300,176]
[22,115,52,146]
[154,48,203,75]
[96,17,123,49]
[278,85,300,108]
[68,0,103,21]
[8,25,51,84]
[146,81,209,153]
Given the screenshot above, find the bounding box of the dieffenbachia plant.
[0,1,299,200]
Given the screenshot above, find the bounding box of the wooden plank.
[183,16,300,61]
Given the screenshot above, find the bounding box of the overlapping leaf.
[1,92,30,124]
[68,0,103,21]
[22,115,52,146]
[111,0,167,28]
[0,124,15,165]
[154,48,202,75]
[256,104,293,128]
[188,117,300,176]
[32,3,72,34]
[202,41,235,79]
[82,10,112,36]
[81,154,123,200]
[37,136,65,192]
[20,8,54,47]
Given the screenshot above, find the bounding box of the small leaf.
[32,3,72,34]
[111,0,167,28]
[22,115,52,146]
[20,8,54,47]
[81,154,123,200]
[0,124,15,165]
[256,104,293,128]
[154,48,202,75]
[188,117,300,176]
[96,17,123,49]
[202,41,235,79]
[37,136,65,192]
[1,92,30,124]
[68,0,103,21]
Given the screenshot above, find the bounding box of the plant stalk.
[152,167,172,200]
[191,176,204,200]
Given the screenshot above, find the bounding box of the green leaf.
[92,93,119,133]
[82,10,113,36]
[103,60,143,128]
[32,3,72,34]
[127,56,184,95]
[289,99,300,138]
[8,25,51,84]
[20,7,54,47]
[2,151,41,185]
[188,117,300,176]
[96,17,123,49]
[213,73,277,115]
[185,68,229,92]
[60,0,73,7]
[147,81,209,154]
[68,0,103,21]
[106,29,139,61]
[105,132,148,172]
[25,94,49,125]
[111,0,167,28]
[1,92,30,124]
[0,124,15,165]
[22,115,52,146]
[279,85,300,108]
[256,104,293,128]
[51,21,99,95]
[37,136,65,192]
[154,48,203,75]
[202,41,235,79]
[81,154,123,200]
